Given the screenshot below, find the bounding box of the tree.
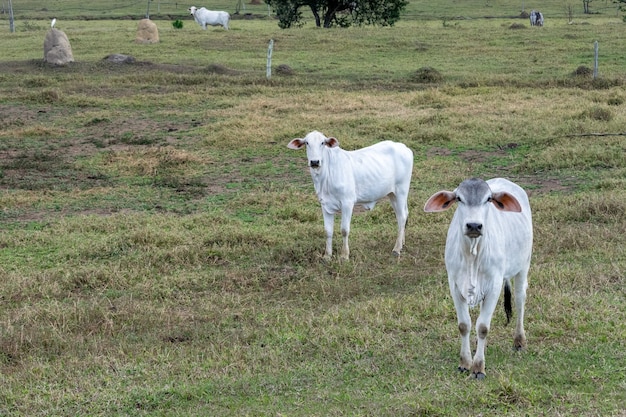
[265,0,408,28]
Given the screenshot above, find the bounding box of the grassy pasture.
[1,2,626,416]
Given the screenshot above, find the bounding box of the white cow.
[529,10,544,27]
[188,6,230,30]
[424,177,533,379]
[288,131,413,261]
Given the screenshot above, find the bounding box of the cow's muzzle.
[309,160,320,168]
[465,222,482,238]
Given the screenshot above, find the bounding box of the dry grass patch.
[408,88,450,109]
[0,125,65,139]
[100,147,205,177]
[520,136,625,171]
[578,106,614,121]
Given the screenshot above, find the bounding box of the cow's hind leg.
[388,193,408,256]
[513,269,529,350]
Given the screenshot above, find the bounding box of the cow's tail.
[504,280,512,325]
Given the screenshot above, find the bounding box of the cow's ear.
[287,139,305,150]
[424,191,456,212]
[325,137,340,148]
[491,192,522,212]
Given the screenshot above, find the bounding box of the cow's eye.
[456,196,462,203]
[487,196,492,203]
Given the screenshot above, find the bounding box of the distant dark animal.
[529,10,544,27]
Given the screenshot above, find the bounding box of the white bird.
[51,18,56,28]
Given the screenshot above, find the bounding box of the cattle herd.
[289,131,534,379]
[188,0,543,379]
[186,0,543,379]
[185,0,542,379]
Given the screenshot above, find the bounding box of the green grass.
[1,2,626,415]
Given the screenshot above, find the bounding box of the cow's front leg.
[339,205,354,261]
[451,287,472,373]
[472,287,501,379]
[322,210,335,260]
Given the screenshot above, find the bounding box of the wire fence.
[1,0,253,18]
[0,0,622,23]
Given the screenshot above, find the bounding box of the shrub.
[172,19,183,29]
[409,67,443,83]
[572,65,593,78]
[275,64,294,76]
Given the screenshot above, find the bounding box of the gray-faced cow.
[424,177,533,379]
[288,131,413,261]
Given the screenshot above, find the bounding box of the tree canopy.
[265,0,408,28]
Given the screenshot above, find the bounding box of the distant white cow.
[529,10,544,26]
[424,178,533,379]
[288,131,413,261]
[188,6,230,30]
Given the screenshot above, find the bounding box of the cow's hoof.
[392,250,401,257]
[472,372,486,380]
[457,366,469,373]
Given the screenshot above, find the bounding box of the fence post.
[267,39,274,80]
[593,41,598,79]
[8,0,14,32]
